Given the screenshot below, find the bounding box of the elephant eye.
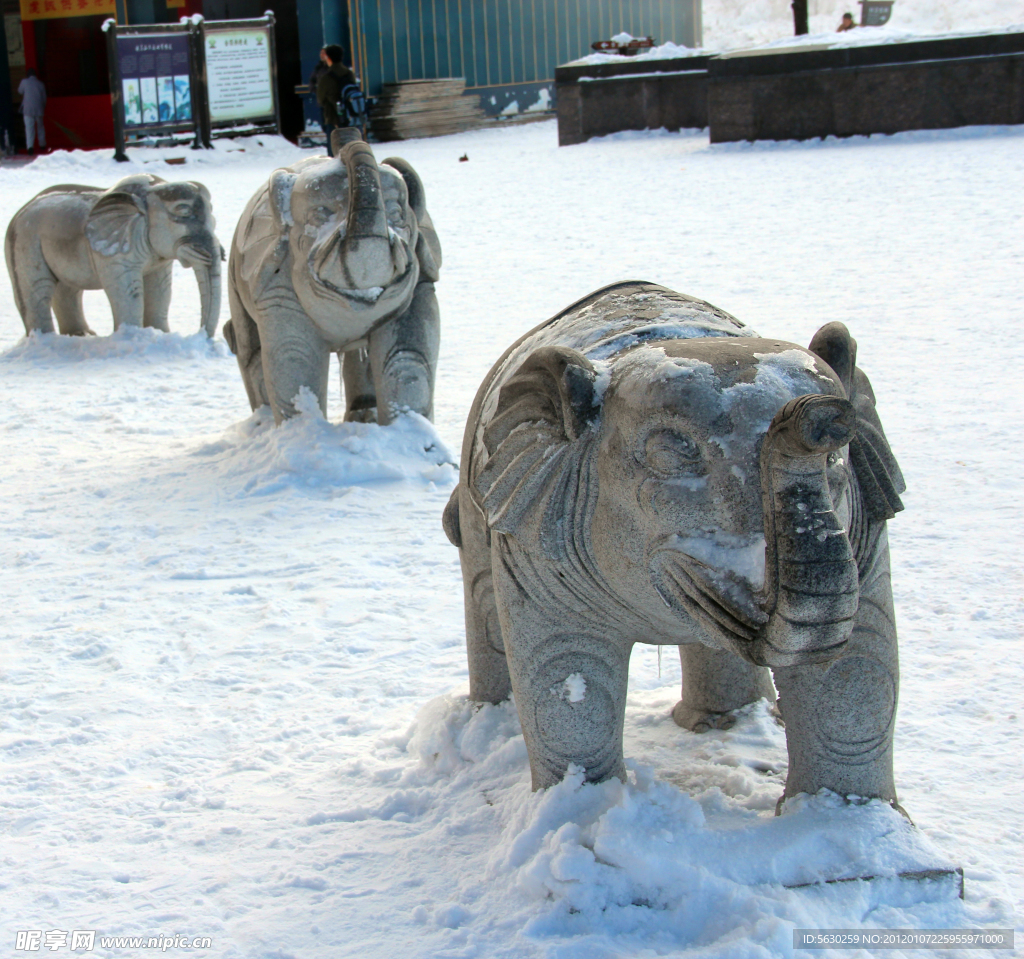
[385,198,404,223]
[170,202,193,218]
[643,429,703,476]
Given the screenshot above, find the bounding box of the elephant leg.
[367,280,439,425]
[493,537,629,790]
[225,277,270,411]
[101,267,145,330]
[772,529,899,805]
[51,282,93,336]
[341,347,377,423]
[672,643,776,732]
[143,263,173,332]
[444,485,511,704]
[258,312,330,423]
[17,256,57,334]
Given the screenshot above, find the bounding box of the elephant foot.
[344,406,377,424]
[775,792,913,823]
[379,350,432,422]
[672,701,739,733]
[671,699,783,733]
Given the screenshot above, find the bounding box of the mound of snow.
[24,134,316,179]
[304,694,969,951]
[569,40,712,65]
[192,387,458,496]
[0,326,230,365]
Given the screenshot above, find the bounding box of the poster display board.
[204,26,275,123]
[104,14,280,162]
[116,33,193,127]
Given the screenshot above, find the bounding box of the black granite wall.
[708,33,1024,143]
[555,56,712,147]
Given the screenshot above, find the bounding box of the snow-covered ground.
[2,91,1023,959]
[702,0,1024,49]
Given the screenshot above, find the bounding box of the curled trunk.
[339,141,398,291]
[754,394,860,667]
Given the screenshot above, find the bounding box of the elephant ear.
[383,156,441,282]
[85,191,147,257]
[236,170,295,296]
[809,321,905,520]
[476,346,600,534]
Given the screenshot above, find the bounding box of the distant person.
[837,11,856,31]
[316,44,357,155]
[18,68,46,155]
[309,47,330,132]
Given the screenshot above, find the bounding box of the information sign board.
[205,27,274,122]
[116,33,193,128]
[104,14,279,162]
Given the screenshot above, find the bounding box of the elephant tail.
[443,486,462,548]
[4,218,25,322]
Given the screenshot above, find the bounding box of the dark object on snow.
[860,0,895,26]
[792,0,809,35]
[458,153,468,162]
[591,36,655,56]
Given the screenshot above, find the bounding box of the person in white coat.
[18,69,46,154]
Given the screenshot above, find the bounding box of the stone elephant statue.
[223,129,441,425]
[4,174,222,337]
[443,281,906,810]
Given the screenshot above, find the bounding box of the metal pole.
[265,12,281,137]
[792,0,809,35]
[191,18,213,148]
[104,20,129,162]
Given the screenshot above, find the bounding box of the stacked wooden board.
[370,78,485,141]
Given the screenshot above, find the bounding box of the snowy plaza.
[1,16,1022,958]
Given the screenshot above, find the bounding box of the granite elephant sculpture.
[443,281,906,810]
[5,174,222,337]
[223,129,441,425]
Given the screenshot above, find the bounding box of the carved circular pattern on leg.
[526,650,622,782]
[813,655,896,765]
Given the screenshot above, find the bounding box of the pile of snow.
[24,133,310,180]
[192,388,457,497]
[738,21,1024,53]
[320,695,973,950]
[569,39,713,66]
[1,327,228,365]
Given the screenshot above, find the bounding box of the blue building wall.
[344,0,701,106]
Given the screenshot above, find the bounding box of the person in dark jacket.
[316,45,357,155]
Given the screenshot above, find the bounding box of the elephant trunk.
[756,394,860,666]
[194,256,221,338]
[177,236,222,337]
[338,141,400,291]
